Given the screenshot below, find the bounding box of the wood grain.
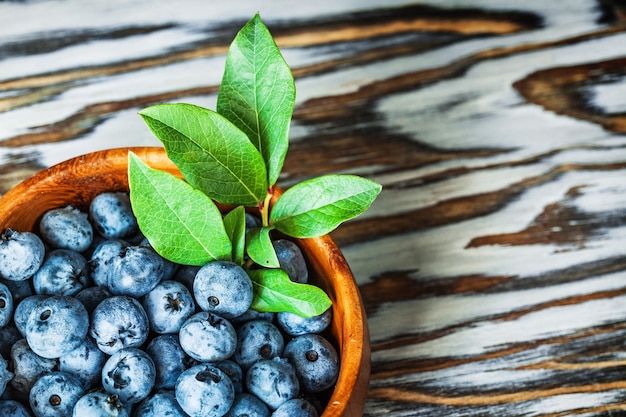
[2,0,626,415]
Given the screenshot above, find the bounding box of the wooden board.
[2,0,626,415]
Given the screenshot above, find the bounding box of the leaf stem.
[260,187,273,227]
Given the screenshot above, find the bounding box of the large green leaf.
[128,152,232,265]
[217,13,295,187]
[270,174,382,238]
[139,103,267,206]
[248,269,331,318]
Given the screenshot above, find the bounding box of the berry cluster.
[0,191,338,417]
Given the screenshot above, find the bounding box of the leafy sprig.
[129,14,381,317]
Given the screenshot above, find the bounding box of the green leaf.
[246,226,280,268]
[128,152,232,266]
[223,206,246,265]
[217,13,295,187]
[139,103,268,206]
[248,269,331,318]
[270,174,382,238]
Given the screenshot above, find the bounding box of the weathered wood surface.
[2,0,626,415]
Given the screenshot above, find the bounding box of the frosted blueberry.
[277,307,332,336]
[24,295,89,359]
[0,400,32,417]
[10,338,57,394]
[141,280,194,334]
[0,354,13,397]
[0,282,13,328]
[74,286,112,315]
[0,229,45,281]
[233,320,284,369]
[90,295,149,355]
[134,389,187,417]
[29,371,84,417]
[178,312,237,362]
[272,398,319,417]
[59,336,106,390]
[213,360,243,394]
[283,334,339,393]
[101,348,155,405]
[13,294,46,336]
[145,334,194,390]
[33,249,90,296]
[193,261,253,319]
[72,391,128,417]
[107,245,165,297]
[224,393,270,417]
[273,239,308,283]
[89,192,138,239]
[245,358,299,410]
[39,206,93,253]
[175,364,235,417]
[89,239,129,287]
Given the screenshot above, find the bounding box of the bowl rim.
[0,146,370,416]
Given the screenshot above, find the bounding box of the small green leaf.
[128,152,232,265]
[223,206,246,265]
[246,226,280,268]
[270,174,382,238]
[139,103,268,206]
[248,269,331,318]
[217,13,295,187]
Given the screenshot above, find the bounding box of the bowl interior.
[0,146,370,416]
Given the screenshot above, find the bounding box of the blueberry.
[224,392,269,417]
[178,312,237,362]
[141,280,194,334]
[24,295,89,359]
[139,238,178,280]
[0,354,12,397]
[107,246,164,297]
[145,334,194,390]
[245,213,262,231]
[13,295,46,336]
[271,398,319,417]
[10,339,57,394]
[193,261,253,319]
[272,239,308,283]
[134,389,187,417]
[33,249,90,296]
[245,358,299,410]
[29,371,83,417]
[172,265,200,292]
[0,400,32,417]
[89,239,129,287]
[0,324,20,359]
[229,309,275,326]
[277,308,332,336]
[89,192,138,239]
[74,286,112,315]
[175,363,234,417]
[39,206,93,253]
[0,277,34,305]
[101,347,155,405]
[233,320,284,369]
[0,229,45,281]
[0,282,13,328]
[72,391,128,417]
[283,334,339,393]
[213,360,243,394]
[59,336,106,390]
[90,295,149,355]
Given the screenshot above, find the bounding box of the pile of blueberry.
[0,192,339,417]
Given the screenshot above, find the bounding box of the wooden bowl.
[0,147,370,416]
